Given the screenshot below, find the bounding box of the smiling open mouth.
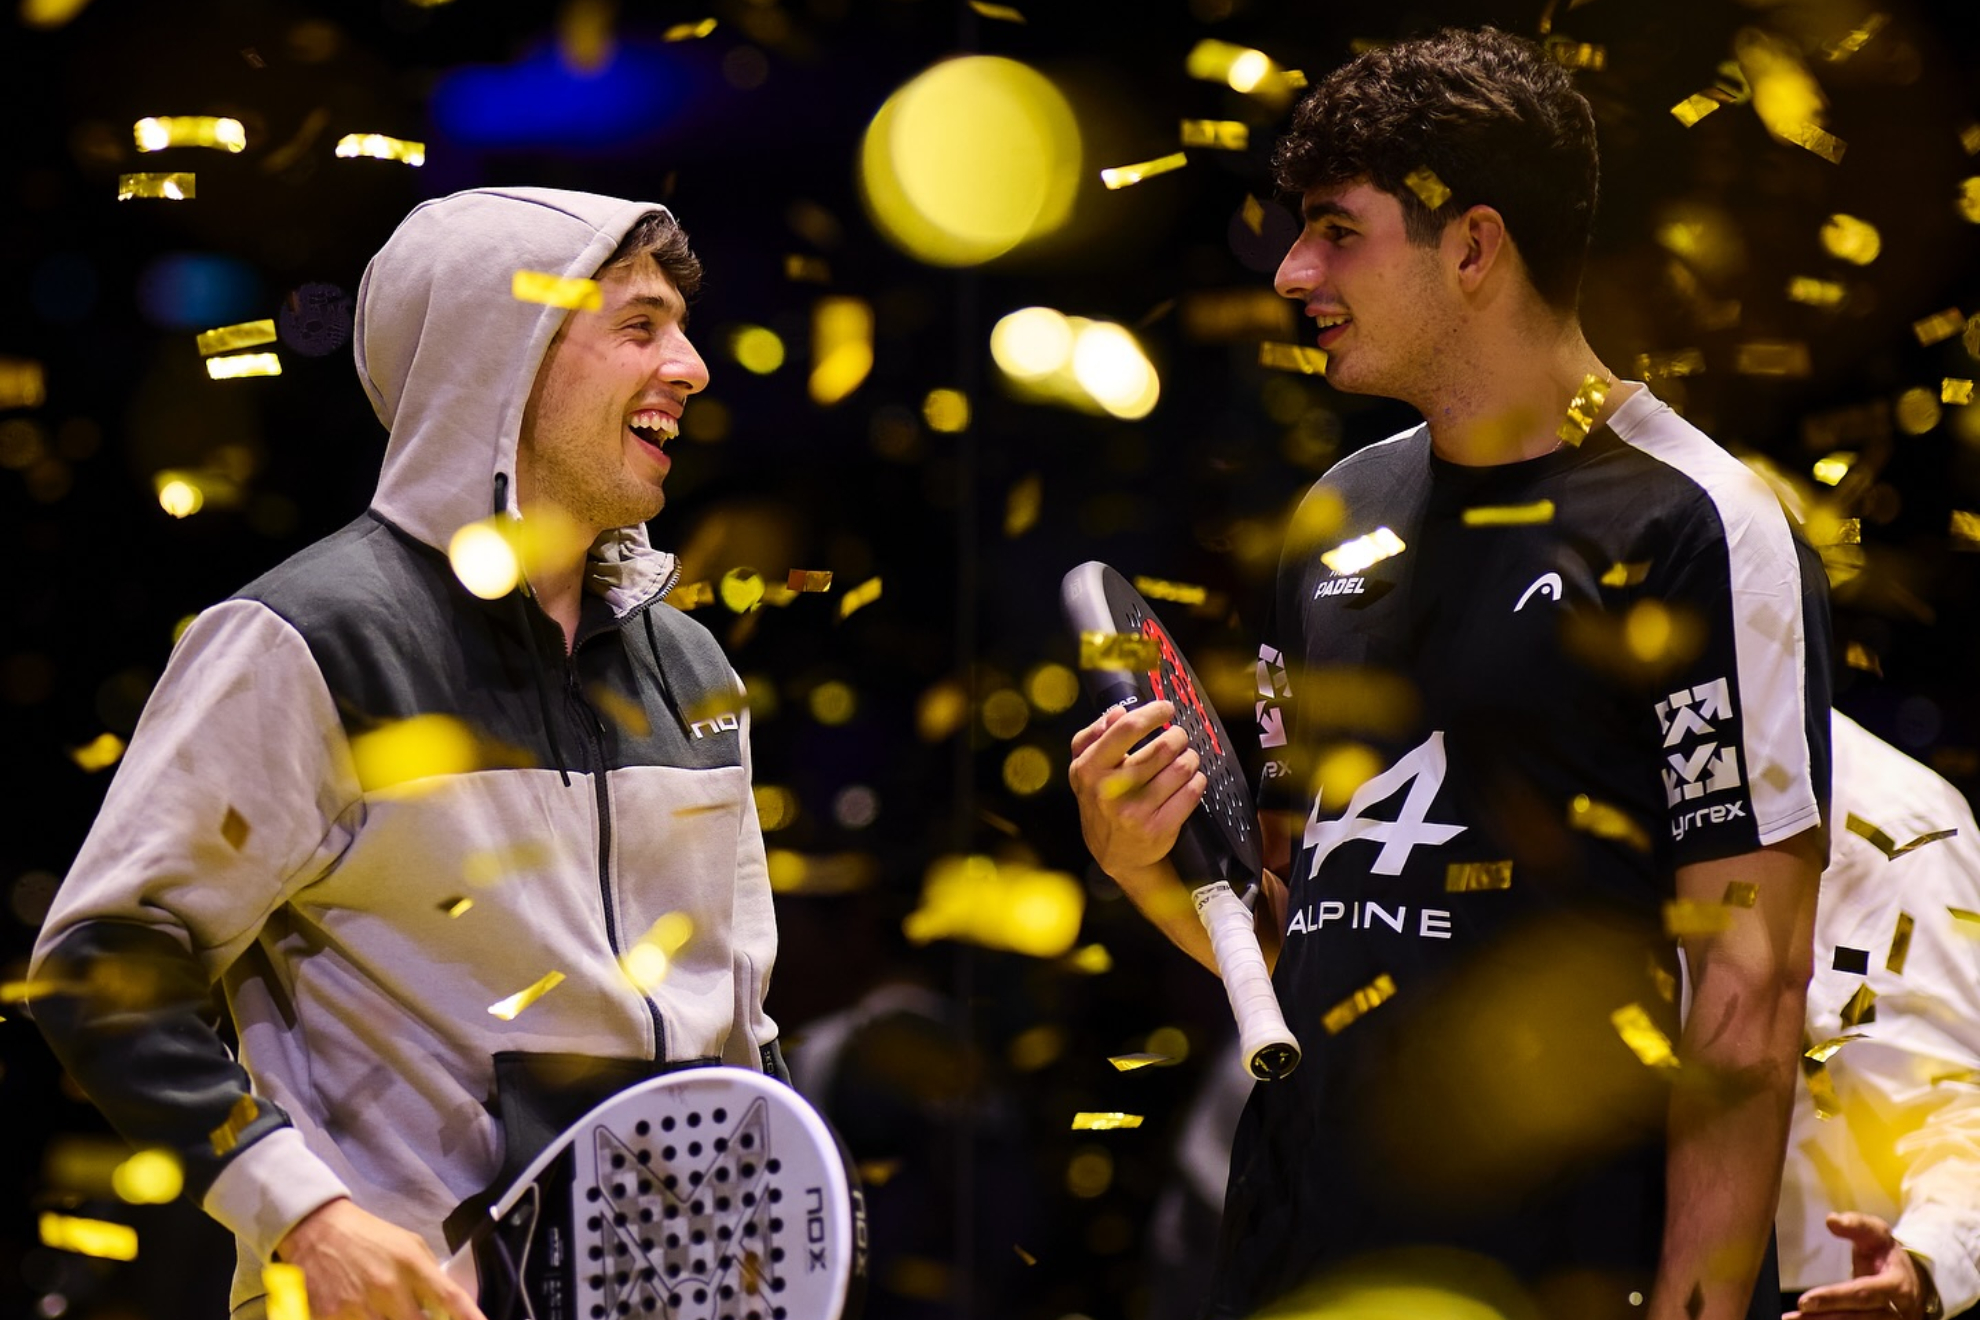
[627,409,678,452]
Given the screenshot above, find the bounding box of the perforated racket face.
[1061,562,1261,880]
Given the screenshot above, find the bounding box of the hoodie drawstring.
[495,473,573,787]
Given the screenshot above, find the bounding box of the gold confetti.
[1959,179,1980,225]
[1444,860,1513,892]
[1663,899,1733,937]
[621,913,694,991]
[1844,641,1882,676]
[662,17,717,39]
[1671,94,1722,128]
[838,575,882,620]
[1734,342,1812,377]
[1812,452,1855,486]
[1180,120,1248,150]
[1721,881,1758,908]
[68,732,126,772]
[1062,943,1113,975]
[1600,561,1650,588]
[1815,516,1862,547]
[784,254,830,283]
[1649,958,1677,1003]
[1259,342,1329,374]
[856,1159,901,1186]
[352,714,478,792]
[1948,907,1980,925]
[1823,12,1887,62]
[1846,812,1959,858]
[1839,983,1877,1028]
[1241,194,1265,235]
[1320,526,1405,575]
[488,970,566,1020]
[1133,576,1207,605]
[904,855,1083,956]
[719,567,765,613]
[1805,1034,1867,1064]
[1805,1060,1842,1118]
[1963,123,1980,155]
[786,569,834,593]
[220,806,251,851]
[670,580,715,610]
[810,297,872,405]
[40,1213,137,1262]
[1821,214,1882,265]
[1013,1244,1038,1266]
[1611,1003,1680,1071]
[1107,1052,1177,1071]
[512,270,602,312]
[1786,277,1845,307]
[1400,166,1452,210]
[206,352,282,380]
[1079,631,1159,671]
[1952,511,1980,549]
[968,0,1025,18]
[1943,379,1974,405]
[1781,121,1846,164]
[1101,152,1188,190]
[0,357,47,409]
[1070,1112,1144,1130]
[440,896,474,918]
[263,1262,310,1320]
[1557,373,1609,446]
[1460,501,1555,527]
[1542,37,1605,71]
[118,172,195,201]
[1886,912,1914,974]
[134,116,245,153]
[209,1094,260,1156]
[195,320,277,357]
[1322,973,1397,1035]
[1635,348,1705,379]
[0,979,72,1003]
[334,133,425,166]
[1913,308,1965,346]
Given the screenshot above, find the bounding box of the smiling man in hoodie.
[30,188,782,1320]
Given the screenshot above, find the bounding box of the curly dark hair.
[602,208,703,300]
[1272,28,1599,311]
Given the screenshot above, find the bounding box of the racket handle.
[1193,881,1301,1080]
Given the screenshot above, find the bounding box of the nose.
[1274,234,1318,303]
[662,326,710,396]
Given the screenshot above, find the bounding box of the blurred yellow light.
[40,1212,137,1261]
[68,732,126,772]
[1820,214,1881,265]
[621,912,693,991]
[1024,662,1080,713]
[1623,600,1675,662]
[1320,527,1405,576]
[1812,452,1855,486]
[1227,48,1271,92]
[719,567,766,612]
[903,854,1084,957]
[488,970,565,1020]
[731,326,786,374]
[1002,745,1052,796]
[990,307,1075,380]
[923,388,970,432]
[981,689,1031,739]
[264,1263,309,1320]
[448,519,521,599]
[351,714,478,793]
[134,116,246,153]
[810,297,872,406]
[918,680,970,741]
[1185,40,1292,101]
[1071,321,1159,419]
[1066,1146,1114,1198]
[1897,387,1943,435]
[1314,743,1382,809]
[1735,28,1831,151]
[112,1150,182,1204]
[754,785,798,830]
[156,475,204,518]
[859,56,1081,267]
[809,680,857,725]
[1959,178,1980,225]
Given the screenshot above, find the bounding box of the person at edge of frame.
[1068,28,1833,1320]
[28,188,786,1320]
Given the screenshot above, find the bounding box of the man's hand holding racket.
[1070,700,1208,895]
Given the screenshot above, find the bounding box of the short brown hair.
[1273,28,1599,311]
[601,209,703,299]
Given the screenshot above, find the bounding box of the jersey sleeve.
[1649,486,1832,866]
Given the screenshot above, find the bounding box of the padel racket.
[445,1067,867,1320]
[1061,561,1300,1081]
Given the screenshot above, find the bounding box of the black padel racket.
[445,1067,867,1320]
[1061,561,1300,1081]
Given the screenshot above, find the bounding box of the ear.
[1450,205,1508,293]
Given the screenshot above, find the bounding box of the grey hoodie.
[31,188,778,1314]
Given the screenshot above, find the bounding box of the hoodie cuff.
[200,1127,352,1263]
[1895,1211,1980,1320]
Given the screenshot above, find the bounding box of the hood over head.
[354,186,679,611]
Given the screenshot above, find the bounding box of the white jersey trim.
[1606,384,1822,846]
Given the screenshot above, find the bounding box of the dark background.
[5,0,1980,1316]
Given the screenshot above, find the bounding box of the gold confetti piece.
[264,1262,310,1320]
[1721,881,1758,908]
[621,912,694,991]
[838,575,882,620]
[195,320,277,357]
[1913,308,1965,346]
[0,357,47,409]
[1004,473,1042,538]
[1635,348,1705,379]
[0,979,72,1003]
[1241,194,1265,235]
[1133,576,1207,605]
[1949,907,1980,925]
[856,1158,900,1186]
[134,116,245,153]
[740,1248,765,1296]
[969,0,1025,17]
[1805,1060,1841,1118]
[784,254,830,283]
[1959,179,1980,226]
[1600,561,1650,588]
[719,567,765,613]
[1320,526,1405,575]
[1013,1244,1038,1266]
[1107,1052,1177,1071]
[1963,124,1980,155]
[1070,1112,1144,1130]
[1814,515,1862,547]
[1664,899,1733,937]
[904,855,1083,956]
[335,133,425,166]
[1611,1003,1680,1071]
[1930,1067,1980,1087]
[68,732,126,772]
[1101,152,1188,190]
[440,896,474,918]
[1542,37,1605,71]
[1844,641,1882,676]
[662,17,717,39]
[511,270,602,312]
[1649,959,1677,1003]
[209,1094,260,1156]
[1079,630,1159,671]
[1838,983,1877,1028]
[1259,341,1329,374]
[1821,214,1882,265]
[111,1149,182,1205]
[1823,12,1887,62]
[118,172,195,200]
[1952,512,1980,549]
[1180,119,1248,150]
[40,1213,137,1262]
[1877,912,1915,975]
[1557,373,1610,446]
[1943,379,1974,405]
[787,569,833,592]
[1780,121,1846,164]
[1733,342,1812,377]
[1062,943,1113,974]
[1445,860,1513,892]
[1846,812,1959,858]
[205,352,282,380]
[488,970,566,1020]
[1394,166,1453,211]
[1671,94,1722,128]
[1812,451,1855,486]
[220,805,251,851]
[1322,973,1397,1035]
[1786,277,1845,307]
[670,580,715,610]
[1460,500,1554,527]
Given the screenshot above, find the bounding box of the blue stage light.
[135,253,263,330]
[432,43,691,150]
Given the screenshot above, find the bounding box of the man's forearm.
[1110,859,1221,975]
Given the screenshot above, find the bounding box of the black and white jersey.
[1212,386,1832,1319]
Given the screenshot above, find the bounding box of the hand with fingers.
[1067,700,1205,884]
[1787,1212,1940,1320]
[276,1197,490,1320]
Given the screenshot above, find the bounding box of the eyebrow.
[1301,199,1362,226]
[617,292,689,327]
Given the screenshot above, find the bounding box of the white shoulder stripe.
[1606,386,1822,845]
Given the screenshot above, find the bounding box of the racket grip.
[1193,881,1301,1080]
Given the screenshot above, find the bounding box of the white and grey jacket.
[29,187,780,1314]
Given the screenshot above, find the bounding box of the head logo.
[1514,572,1564,612]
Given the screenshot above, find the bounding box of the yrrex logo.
[1672,801,1747,842]
[1655,677,1742,807]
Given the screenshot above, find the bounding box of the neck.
[1418,313,1635,466]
